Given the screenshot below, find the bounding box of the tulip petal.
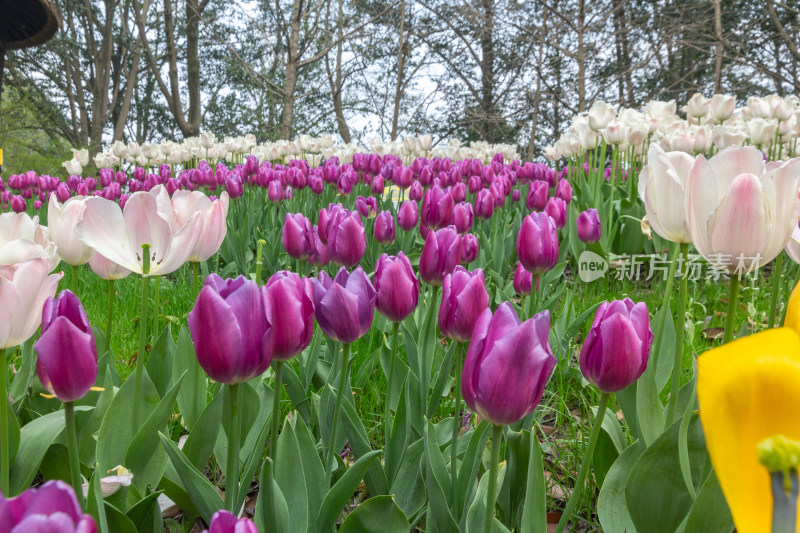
[316,283,361,344]
[22,481,83,523]
[461,307,493,413]
[685,155,717,259]
[708,173,768,271]
[707,146,765,198]
[697,327,800,533]
[35,317,97,401]
[75,197,140,273]
[157,213,204,275]
[763,159,800,263]
[188,287,244,383]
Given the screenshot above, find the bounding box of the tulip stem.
[768,252,785,329]
[666,242,689,426]
[132,245,151,433]
[325,343,351,486]
[191,261,199,296]
[450,341,465,517]
[384,322,400,458]
[255,240,266,284]
[106,280,115,353]
[270,361,283,458]
[483,424,504,533]
[64,401,84,507]
[555,392,610,533]
[0,348,8,496]
[72,264,79,295]
[226,383,242,513]
[723,274,741,344]
[152,275,160,338]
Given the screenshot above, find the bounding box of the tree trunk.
[479,0,496,142]
[712,0,723,92]
[186,0,202,135]
[390,0,407,141]
[577,0,586,112]
[280,0,303,140]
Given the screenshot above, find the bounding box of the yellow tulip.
[698,327,800,533]
[785,278,800,335]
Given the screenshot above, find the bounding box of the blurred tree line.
[1,0,799,173]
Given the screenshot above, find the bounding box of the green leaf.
[316,450,381,532]
[125,490,163,533]
[233,415,271,516]
[255,457,289,533]
[385,380,409,486]
[173,326,207,431]
[341,389,389,496]
[215,380,264,474]
[389,438,426,519]
[682,469,734,533]
[636,360,665,446]
[457,421,490,519]
[5,398,19,466]
[597,440,643,533]
[520,430,547,533]
[340,495,409,533]
[146,325,175,398]
[652,300,676,392]
[9,337,36,401]
[625,416,708,533]
[275,418,309,533]
[87,467,110,533]
[9,406,91,495]
[465,461,509,533]
[182,391,223,471]
[158,432,224,524]
[427,340,456,419]
[102,501,138,533]
[423,419,459,533]
[125,372,185,491]
[294,414,327,531]
[97,369,159,474]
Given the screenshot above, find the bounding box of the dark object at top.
[0,0,60,50]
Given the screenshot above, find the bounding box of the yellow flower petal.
[784,278,800,335]
[698,327,800,533]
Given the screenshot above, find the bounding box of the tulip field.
[3,93,800,533]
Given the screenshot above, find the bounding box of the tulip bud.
[513,262,533,295]
[512,189,521,203]
[202,510,258,533]
[580,298,652,393]
[397,200,418,231]
[462,303,555,425]
[268,180,283,203]
[544,197,567,229]
[0,480,97,532]
[374,252,419,322]
[11,195,25,213]
[577,208,602,244]
[188,274,273,383]
[374,210,396,245]
[438,266,489,342]
[555,179,573,204]
[409,181,423,201]
[526,181,549,211]
[35,290,98,402]
[282,213,315,260]
[421,184,455,229]
[263,271,314,361]
[312,266,376,343]
[460,233,479,264]
[452,202,474,233]
[517,212,559,275]
[327,209,366,267]
[420,225,462,286]
[474,189,494,220]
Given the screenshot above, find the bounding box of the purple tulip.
[397,200,418,231]
[337,173,354,195]
[56,183,71,203]
[35,290,97,402]
[188,274,273,384]
[308,225,330,268]
[452,182,466,203]
[577,208,602,244]
[514,262,537,296]
[394,167,413,189]
[374,252,419,322]
[268,180,283,203]
[262,271,314,361]
[312,266,376,343]
[526,181,549,211]
[545,197,567,229]
[555,179,573,204]
[420,225,461,286]
[512,189,521,203]
[11,195,25,213]
[453,202,474,233]
[421,184,454,230]
[474,189,494,220]
[0,480,97,532]
[517,212,559,275]
[202,510,257,533]
[461,303,555,425]
[460,233,479,264]
[580,299,652,393]
[409,181,423,201]
[225,176,243,199]
[327,209,366,267]
[438,266,489,342]
[282,213,315,260]
[374,210,396,245]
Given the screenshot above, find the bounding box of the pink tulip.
[0,258,62,349]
